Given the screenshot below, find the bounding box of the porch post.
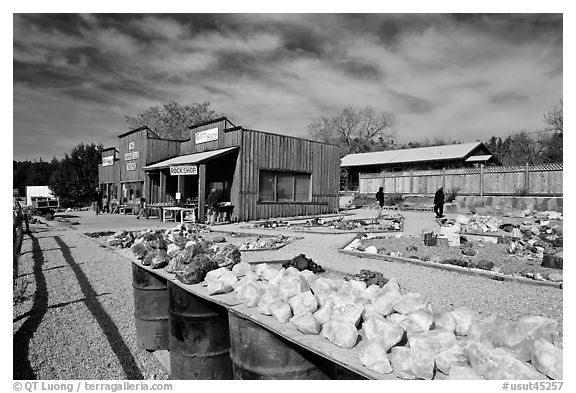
[159,170,166,203]
[198,164,206,222]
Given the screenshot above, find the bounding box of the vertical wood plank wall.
[239,130,340,221]
[358,164,563,196]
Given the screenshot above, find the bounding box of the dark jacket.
[434,189,445,205]
[93,190,102,203]
[375,190,385,204]
[207,192,219,209]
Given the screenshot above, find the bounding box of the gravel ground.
[13,226,169,380]
[13,208,563,380]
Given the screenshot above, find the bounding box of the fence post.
[525,163,530,196]
[409,169,413,195]
[480,164,484,197]
[442,167,446,189]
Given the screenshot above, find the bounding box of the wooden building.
[341,142,500,192]
[98,118,340,222]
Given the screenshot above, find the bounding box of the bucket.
[423,231,436,246]
[168,282,233,380]
[132,264,169,350]
[228,311,332,380]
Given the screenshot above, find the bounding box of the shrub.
[446,187,460,202]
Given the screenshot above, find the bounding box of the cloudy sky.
[13,13,562,161]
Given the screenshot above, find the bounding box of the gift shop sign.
[195,127,218,144]
[170,165,198,176]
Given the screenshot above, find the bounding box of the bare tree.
[308,106,396,155]
[543,100,563,133]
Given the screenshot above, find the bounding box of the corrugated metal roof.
[340,142,482,167]
[143,147,238,170]
[465,154,492,162]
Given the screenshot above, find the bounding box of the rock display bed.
[247,214,404,234]
[238,234,297,251]
[342,234,562,285]
[176,260,563,380]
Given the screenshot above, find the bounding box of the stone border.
[337,247,562,289]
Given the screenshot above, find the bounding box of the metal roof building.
[341,142,499,169]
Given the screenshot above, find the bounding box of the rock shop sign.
[127,163,137,171]
[170,165,198,176]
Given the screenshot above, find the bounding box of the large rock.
[497,316,559,361]
[435,342,469,374]
[363,315,404,349]
[257,291,279,315]
[290,312,321,335]
[380,277,401,297]
[330,302,364,327]
[236,282,262,308]
[389,346,435,380]
[131,241,152,259]
[313,300,333,325]
[468,315,513,347]
[531,338,563,380]
[232,262,252,277]
[166,243,181,259]
[393,293,428,315]
[408,329,457,356]
[362,284,382,303]
[175,254,218,284]
[372,292,402,316]
[433,311,457,333]
[448,365,484,380]
[359,341,393,374]
[322,321,358,349]
[450,308,479,336]
[309,277,333,295]
[288,291,319,316]
[465,340,547,380]
[271,301,292,323]
[404,309,434,333]
[278,275,310,301]
[205,267,237,295]
[212,244,241,268]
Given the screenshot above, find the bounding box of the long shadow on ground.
[54,236,144,380]
[13,233,47,379]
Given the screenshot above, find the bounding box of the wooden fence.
[358,163,563,197]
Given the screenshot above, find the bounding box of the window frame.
[258,169,312,203]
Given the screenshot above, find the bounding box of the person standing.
[102,195,110,213]
[93,187,103,215]
[434,186,445,218]
[136,197,148,219]
[375,187,385,209]
[206,189,219,224]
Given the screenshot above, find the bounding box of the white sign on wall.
[170,165,198,176]
[125,151,139,161]
[127,163,137,171]
[128,141,135,150]
[102,156,114,166]
[195,127,219,144]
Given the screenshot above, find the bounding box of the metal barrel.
[168,281,233,380]
[132,263,169,350]
[228,311,333,380]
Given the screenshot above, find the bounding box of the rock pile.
[125,225,242,285]
[282,254,325,273]
[224,264,562,379]
[238,234,292,250]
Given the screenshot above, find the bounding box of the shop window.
[259,171,311,202]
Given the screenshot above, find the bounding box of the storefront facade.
[98,118,340,222]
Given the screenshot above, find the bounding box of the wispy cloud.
[13,13,562,161]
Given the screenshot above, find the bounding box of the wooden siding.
[119,128,148,183]
[239,130,340,221]
[98,162,120,184]
[359,164,563,196]
[146,138,181,165]
[180,119,239,154]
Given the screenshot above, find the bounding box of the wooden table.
[180,207,197,225]
[129,258,397,380]
[162,207,184,223]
